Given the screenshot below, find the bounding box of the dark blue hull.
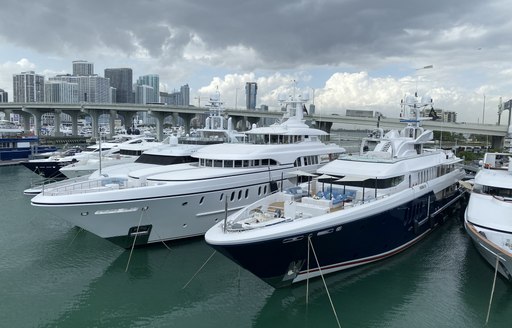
[209,188,466,288]
[20,160,69,178]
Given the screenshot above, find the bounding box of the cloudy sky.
[1,0,511,123]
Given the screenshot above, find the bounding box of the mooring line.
[69,227,84,246]
[485,255,499,326]
[308,237,342,328]
[306,235,311,305]
[182,251,217,289]
[125,209,145,272]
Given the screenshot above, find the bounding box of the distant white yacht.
[25,91,243,192]
[31,88,345,248]
[464,152,512,281]
[21,134,158,179]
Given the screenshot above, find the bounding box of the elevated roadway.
[0,103,508,147]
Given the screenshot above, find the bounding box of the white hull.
[33,166,311,247]
[463,153,512,281]
[464,217,512,281]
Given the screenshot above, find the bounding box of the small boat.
[58,135,161,178]
[205,92,467,288]
[20,135,158,179]
[464,152,512,281]
[24,91,242,195]
[0,120,57,161]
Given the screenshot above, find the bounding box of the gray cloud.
[1,0,511,123]
[1,0,504,70]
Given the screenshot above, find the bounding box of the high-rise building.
[245,82,257,109]
[159,84,190,106]
[136,74,159,103]
[104,68,133,103]
[13,71,45,102]
[0,88,8,102]
[180,84,190,106]
[50,74,111,103]
[44,80,79,103]
[72,60,94,76]
[135,84,155,104]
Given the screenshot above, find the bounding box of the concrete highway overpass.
[0,103,508,147]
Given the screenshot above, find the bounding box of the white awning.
[286,169,317,177]
[336,176,369,182]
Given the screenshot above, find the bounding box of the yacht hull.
[207,188,466,288]
[464,218,512,281]
[33,181,279,248]
[21,160,70,178]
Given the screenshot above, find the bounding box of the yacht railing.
[40,176,140,196]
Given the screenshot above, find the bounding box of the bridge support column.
[82,108,100,140]
[116,111,137,134]
[246,117,260,130]
[178,113,196,135]
[149,110,165,141]
[491,135,504,150]
[64,111,80,136]
[53,109,62,136]
[109,110,117,138]
[2,109,12,121]
[22,107,44,136]
[19,112,32,133]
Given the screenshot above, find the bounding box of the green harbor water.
[0,165,511,328]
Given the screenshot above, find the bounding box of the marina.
[1,164,511,327]
[1,92,511,327]
[2,2,512,326]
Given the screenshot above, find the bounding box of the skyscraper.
[135,84,155,104]
[245,82,257,109]
[13,71,45,102]
[136,74,159,103]
[50,75,111,103]
[44,80,78,103]
[0,88,8,102]
[72,60,94,76]
[104,68,133,103]
[159,84,190,106]
[180,84,190,106]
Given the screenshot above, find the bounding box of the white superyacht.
[206,92,467,288]
[32,90,344,248]
[464,153,512,281]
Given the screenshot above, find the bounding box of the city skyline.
[0,1,511,123]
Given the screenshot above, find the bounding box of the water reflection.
[254,218,512,328]
[41,238,273,328]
